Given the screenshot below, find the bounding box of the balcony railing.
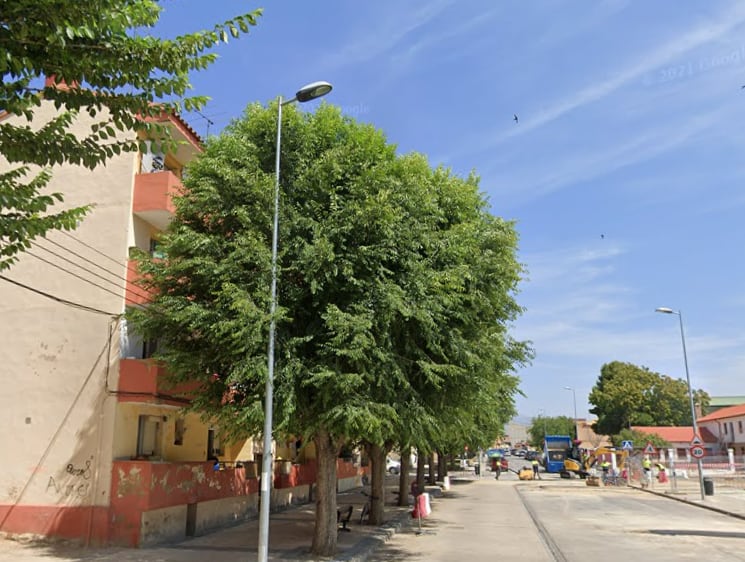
[118,358,193,405]
[133,170,182,231]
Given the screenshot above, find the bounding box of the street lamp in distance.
[564,386,578,441]
[655,306,706,501]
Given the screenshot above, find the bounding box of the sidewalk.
[0,486,413,562]
[634,476,745,520]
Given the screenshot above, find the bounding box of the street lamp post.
[538,408,547,438]
[564,386,578,441]
[655,307,706,501]
[258,81,333,562]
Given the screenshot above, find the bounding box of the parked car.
[516,449,527,457]
[525,450,541,461]
[386,457,401,475]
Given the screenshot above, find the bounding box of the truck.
[543,435,573,474]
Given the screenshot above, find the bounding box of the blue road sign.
[621,440,633,450]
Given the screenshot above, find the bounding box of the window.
[724,423,728,435]
[149,239,166,259]
[141,141,165,173]
[207,428,223,459]
[137,415,163,458]
[739,420,743,433]
[174,418,185,446]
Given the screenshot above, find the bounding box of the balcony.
[125,259,155,306]
[133,170,181,230]
[118,359,194,405]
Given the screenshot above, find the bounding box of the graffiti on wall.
[46,456,94,499]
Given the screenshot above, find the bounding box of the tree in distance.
[588,361,710,436]
[527,415,575,448]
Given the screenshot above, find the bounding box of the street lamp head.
[655,307,676,314]
[295,81,333,103]
[564,386,573,391]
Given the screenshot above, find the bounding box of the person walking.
[531,458,541,480]
[642,456,652,488]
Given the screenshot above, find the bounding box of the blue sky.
[154,1,745,423]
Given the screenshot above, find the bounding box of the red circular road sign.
[690,446,705,459]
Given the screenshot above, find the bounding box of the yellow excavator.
[562,447,628,479]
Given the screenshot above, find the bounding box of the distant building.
[697,404,745,456]
[704,396,745,415]
[576,419,611,450]
[632,426,718,457]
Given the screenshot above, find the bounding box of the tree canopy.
[527,415,575,448]
[588,361,710,435]
[0,0,261,270]
[128,102,529,555]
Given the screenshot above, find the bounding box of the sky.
[153,0,745,424]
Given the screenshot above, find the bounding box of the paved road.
[522,480,745,562]
[370,472,745,562]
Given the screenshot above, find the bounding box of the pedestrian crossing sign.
[690,434,703,446]
[621,440,633,450]
[644,442,656,455]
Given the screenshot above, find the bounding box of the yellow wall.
[112,403,255,463]
[113,404,207,461]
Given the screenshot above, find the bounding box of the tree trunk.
[311,429,339,557]
[416,452,425,495]
[397,446,411,506]
[368,443,386,525]
[438,451,447,481]
[428,452,436,484]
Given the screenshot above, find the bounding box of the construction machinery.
[562,447,628,479]
[543,435,573,474]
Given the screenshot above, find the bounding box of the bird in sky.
[513,114,519,123]
[600,234,605,239]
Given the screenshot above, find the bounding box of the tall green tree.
[588,361,710,435]
[0,0,261,270]
[129,102,528,555]
[364,157,529,520]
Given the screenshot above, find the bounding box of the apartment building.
[0,94,359,546]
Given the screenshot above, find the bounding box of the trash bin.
[475,464,480,476]
[703,476,714,496]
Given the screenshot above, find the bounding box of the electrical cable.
[41,236,130,281]
[0,274,117,316]
[33,239,152,302]
[24,249,144,307]
[59,230,140,274]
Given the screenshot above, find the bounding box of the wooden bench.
[337,505,353,532]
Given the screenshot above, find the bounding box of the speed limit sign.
[690,446,705,459]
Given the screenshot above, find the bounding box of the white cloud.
[523,244,626,286]
[391,6,501,65]
[314,0,456,71]
[522,116,709,196]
